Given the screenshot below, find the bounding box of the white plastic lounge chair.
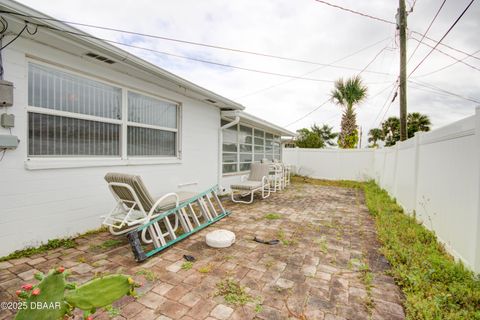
[102,173,196,236]
[230,163,271,204]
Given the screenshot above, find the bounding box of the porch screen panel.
[265,133,274,160]
[254,129,265,162]
[222,120,238,173]
[239,125,253,171]
[127,92,178,157]
[273,136,281,160]
[28,113,120,156]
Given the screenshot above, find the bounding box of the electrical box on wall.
[0,80,14,107]
[0,135,19,149]
[1,113,14,128]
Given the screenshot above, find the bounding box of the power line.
[312,0,395,25]
[29,23,339,83]
[414,48,480,77]
[411,31,480,61]
[284,98,331,127]
[236,36,393,100]
[408,79,480,103]
[408,0,476,77]
[407,0,446,64]
[0,9,391,75]
[369,80,399,128]
[409,36,480,73]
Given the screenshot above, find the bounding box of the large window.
[222,120,281,174]
[27,62,179,158]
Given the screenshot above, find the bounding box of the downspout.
[218,110,240,194]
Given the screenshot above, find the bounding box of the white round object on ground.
[205,229,236,248]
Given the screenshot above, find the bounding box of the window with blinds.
[221,120,281,174]
[27,62,179,158]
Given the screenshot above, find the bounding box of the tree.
[295,128,325,148]
[381,117,400,147]
[375,112,432,146]
[331,76,368,149]
[368,128,383,148]
[407,112,431,138]
[311,124,338,146]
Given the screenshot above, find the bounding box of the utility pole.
[398,0,408,141]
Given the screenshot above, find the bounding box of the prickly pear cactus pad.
[14,270,68,320]
[64,274,135,311]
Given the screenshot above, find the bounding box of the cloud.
[15,0,480,146]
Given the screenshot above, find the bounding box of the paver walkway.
[0,181,405,320]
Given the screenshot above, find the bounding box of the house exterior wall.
[283,109,480,273]
[0,37,220,256]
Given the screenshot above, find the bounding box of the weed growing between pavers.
[181,261,194,270]
[264,213,282,220]
[198,263,213,273]
[90,239,124,251]
[0,238,77,262]
[135,269,158,282]
[215,278,253,305]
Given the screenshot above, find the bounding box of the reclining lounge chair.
[230,163,271,204]
[102,173,195,236]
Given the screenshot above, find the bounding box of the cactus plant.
[14,267,138,320]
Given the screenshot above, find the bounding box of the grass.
[277,229,297,246]
[0,238,76,262]
[215,278,253,306]
[90,239,123,250]
[363,181,480,320]
[298,176,480,319]
[181,261,194,270]
[264,213,282,220]
[198,263,213,273]
[135,269,158,282]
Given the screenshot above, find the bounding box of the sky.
[14,0,480,146]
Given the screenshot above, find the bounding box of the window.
[127,92,177,156]
[27,62,179,158]
[221,120,281,174]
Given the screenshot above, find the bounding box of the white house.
[0,0,294,256]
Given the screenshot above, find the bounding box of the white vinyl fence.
[283,107,480,273]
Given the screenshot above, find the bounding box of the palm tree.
[381,117,400,147]
[368,128,383,148]
[331,76,368,148]
[407,112,431,138]
[311,124,338,146]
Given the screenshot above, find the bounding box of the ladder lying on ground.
[127,185,230,262]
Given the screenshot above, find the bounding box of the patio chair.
[273,159,291,188]
[230,163,271,204]
[102,172,196,236]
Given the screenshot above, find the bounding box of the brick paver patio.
[0,182,405,320]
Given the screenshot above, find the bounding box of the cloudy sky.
[16,0,480,145]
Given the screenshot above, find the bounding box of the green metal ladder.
[127,185,230,262]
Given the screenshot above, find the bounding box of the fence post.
[475,106,480,272]
[411,131,422,217]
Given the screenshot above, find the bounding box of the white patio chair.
[102,173,196,238]
[230,163,271,204]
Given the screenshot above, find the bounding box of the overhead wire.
[407,0,446,64]
[0,9,391,75]
[413,48,480,77]
[408,0,476,78]
[312,0,395,25]
[408,79,480,103]
[409,36,480,73]
[236,36,393,100]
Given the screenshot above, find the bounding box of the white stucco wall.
[0,38,221,256]
[283,110,480,272]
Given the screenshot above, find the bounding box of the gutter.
[217,110,241,194]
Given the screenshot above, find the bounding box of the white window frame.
[25,59,182,170]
